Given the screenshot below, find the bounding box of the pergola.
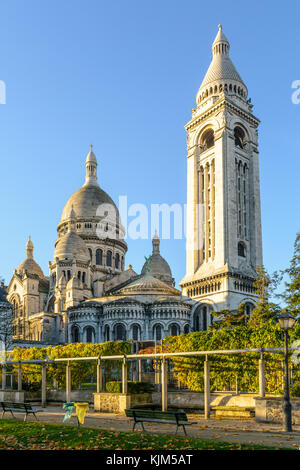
[0,346,296,419]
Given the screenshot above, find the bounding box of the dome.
[196,25,247,102]
[119,273,180,296]
[61,184,119,222]
[17,236,44,278]
[141,233,174,285]
[54,230,90,263]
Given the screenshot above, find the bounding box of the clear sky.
[0,0,299,291]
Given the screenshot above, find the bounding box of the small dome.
[17,236,44,277]
[120,273,180,296]
[141,233,174,286]
[54,231,90,263]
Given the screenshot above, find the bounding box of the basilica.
[2,25,263,347]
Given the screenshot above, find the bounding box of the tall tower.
[180,26,263,313]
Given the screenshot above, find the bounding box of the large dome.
[61,184,119,222]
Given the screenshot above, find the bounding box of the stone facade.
[180,25,263,315]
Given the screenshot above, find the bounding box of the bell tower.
[180,25,263,312]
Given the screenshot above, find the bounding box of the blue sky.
[0,0,299,291]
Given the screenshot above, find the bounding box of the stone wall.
[152,391,261,409]
[255,397,300,425]
[93,392,152,414]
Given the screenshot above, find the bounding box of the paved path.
[5,405,300,449]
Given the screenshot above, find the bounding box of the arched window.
[115,323,126,341]
[200,128,214,153]
[115,253,120,269]
[170,324,179,336]
[106,250,112,267]
[96,249,103,265]
[72,326,79,343]
[82,272,86,283]
[88,248,93,262]
[132,324,139,341]
[104,325,110,341]
[86,326,95,343]
[238,242,246,257]
[153,324,162,341]
[234,126,246,149]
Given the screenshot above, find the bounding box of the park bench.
[0,402,43,421]
[125,409,196,436]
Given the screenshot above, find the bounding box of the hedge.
[163,321,300,394]
[10,341,131,389]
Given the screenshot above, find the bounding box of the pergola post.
[204,356,210,419]
[97,358,103,393]
[1,364,6,390]
[259,352,265,398]
[41,364,47,408]
[161,357,168,411]
[17,363,22,392]
[155,359,161,391]
[138,359,142,382]
[66,362,71,402]
[122,357,128,394]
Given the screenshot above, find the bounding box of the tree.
[0,277,13,355]
[210,304,248,330]
[247,265,281,327]
[281,232,300,316]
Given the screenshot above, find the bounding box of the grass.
[0,419,283,450]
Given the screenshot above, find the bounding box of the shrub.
[105,381,155,394]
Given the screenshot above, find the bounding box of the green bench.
[0,402,43,421]
[125,409,196,436]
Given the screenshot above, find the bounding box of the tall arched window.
[96,249,103,265]
[132,324,139,341]
[106,250,112,267]
[88,248,93,262]
[154,324,162,341]
[170,323,179,336]
[72,326,79,343]
[115,323,126,341]
[234,126,246,149]
[115,253,120,269]
[104,325,110,341]
[200,128,214,153]
[86,326,95,343]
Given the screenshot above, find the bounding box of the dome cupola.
[17,236,44,278]
[141,232,174,286]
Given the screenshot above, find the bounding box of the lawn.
[0,419,281,450]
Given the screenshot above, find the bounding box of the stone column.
[122,358,128,394]
[66,363,71,402]
[259,353,265,398]
[1,364,6,390]
[161,358,168,412]
[17,363,22,392]
[204,357,210,419]
[96,359,103,393]
[41,365,47,408]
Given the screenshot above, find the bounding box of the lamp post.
[277,310,296,432]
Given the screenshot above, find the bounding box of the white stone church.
[2,25,263,346]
